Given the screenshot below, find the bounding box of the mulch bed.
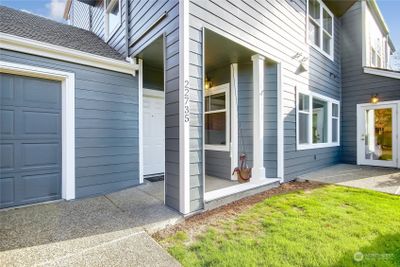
[153,181,325,241]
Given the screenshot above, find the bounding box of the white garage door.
[143,89,165,177]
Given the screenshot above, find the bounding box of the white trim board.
[178,0,191,214]
[363,67,400,79]
[138,59,144,184]
[0,33,138,75]
[204,178,281,202]
[0,60,76,200]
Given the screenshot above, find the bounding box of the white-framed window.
[370,36,382,68]
[205,84,230,151]
[307,0,334,60]
[104,0,121,41]
[296,90,340,150]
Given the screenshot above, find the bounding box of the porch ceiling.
[205,29,255,72]
[323,0,357,17]
[137,36,164,69]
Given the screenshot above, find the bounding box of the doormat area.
[145,175,165,182]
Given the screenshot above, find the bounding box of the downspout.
[125,0,129,57]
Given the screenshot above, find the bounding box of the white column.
[251,54,266,179]
[230,63,239,180]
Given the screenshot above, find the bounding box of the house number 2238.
[184,80,190,123]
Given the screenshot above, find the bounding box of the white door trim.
[138,59,144,184]
[357,100,399,168]
[0,60,76,200]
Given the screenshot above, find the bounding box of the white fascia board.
[0,33,139,75]
[363,67,400,79]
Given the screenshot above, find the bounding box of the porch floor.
[0,181,181,266]
[298,164,400,195]
[205,175,237,192]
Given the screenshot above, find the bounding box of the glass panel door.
[358,104,398,167]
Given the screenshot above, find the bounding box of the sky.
[0,0,399,51]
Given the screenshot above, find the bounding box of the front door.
[357,103,398,168]
[143,89,165,177]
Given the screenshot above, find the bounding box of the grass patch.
[159,185,400,267]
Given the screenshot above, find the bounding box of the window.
[297,91,340,150]
[370,37,382,68]
[307,0,334,60]
[105,0,121,41]
[205,84,230,151]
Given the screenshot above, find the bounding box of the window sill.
[205,145,230,152]
[297,143,340,151]
[308,42,334,62]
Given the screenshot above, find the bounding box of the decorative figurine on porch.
[232,153,252,183]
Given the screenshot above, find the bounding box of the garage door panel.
[21,143,60,169]
[0,177,14,207]
[0,73,61,208]
[23,111,60,135]
[0,143,14,171]
[0,75,15,104]
[20,173,60,201]
[22,78,61,109]
[0,109,14,135]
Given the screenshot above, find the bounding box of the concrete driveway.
[0,181,182,267]
[298,164,400,195]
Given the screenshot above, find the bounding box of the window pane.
[332,118,338,142]
[108,1,120,34]
[332,103,339,117]
[312,98,328,143]
[299,113,309,144]
[323,9,332,34]
[205,96,210,112]
[371,48,376,66]
[323,32,331,54]
[309,0,320,20]
[299,93,309,111]
[309,19,320,47]
[210,93,226,111]
[205,112,226,145]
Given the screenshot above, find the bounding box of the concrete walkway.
[0,181,182,267]
[298,164,400,195]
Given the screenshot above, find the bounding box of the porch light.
[370,94,379,104]
[205,77,213,90]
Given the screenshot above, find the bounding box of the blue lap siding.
[1,49,139,198]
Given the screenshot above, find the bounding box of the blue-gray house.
[1,0,399,214]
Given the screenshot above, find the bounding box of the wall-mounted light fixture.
[370,94,379,104]
[205,76,213,90]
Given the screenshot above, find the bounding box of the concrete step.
[204,178,281,211]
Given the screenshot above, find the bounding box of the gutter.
[0,33,139,75]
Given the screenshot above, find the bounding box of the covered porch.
[201,29,282,204]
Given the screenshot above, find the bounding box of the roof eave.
[0,33,139,75]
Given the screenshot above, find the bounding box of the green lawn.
[159,185,400,267]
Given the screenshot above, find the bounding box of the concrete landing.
[0,181,182,266]
[298,164,400,195]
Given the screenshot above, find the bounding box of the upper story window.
[105,0,121,41]
[297,90,340,150]
[307,0,334,60]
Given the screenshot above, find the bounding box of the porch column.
[251,54,266,179]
